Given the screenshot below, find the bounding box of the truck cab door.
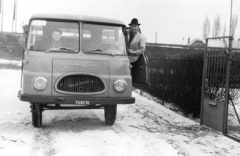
[124,27,149,84]
[131,53,150,84]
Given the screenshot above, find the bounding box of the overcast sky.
[1,0,240,44]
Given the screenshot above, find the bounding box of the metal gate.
[201,36,240,142]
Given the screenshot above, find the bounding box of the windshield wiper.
[59,47,76,51]
[46,47,76,53]
[46,49,58,53]
[85,49,115,56]
[86,49,104,52]
[88,51,115,56]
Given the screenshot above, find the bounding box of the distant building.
[187,38,205,48]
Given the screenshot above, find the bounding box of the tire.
[104,105,117,125]
[31,103,42,128]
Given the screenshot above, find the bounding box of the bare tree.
[222,23,227,46]
[212,15,221,37]
[230,14,238,37]
[202,16,210,40]
[222,23,226,36]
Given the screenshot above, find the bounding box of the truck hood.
[53,59,110,74]
[52,59,110,96]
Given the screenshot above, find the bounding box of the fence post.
[222,36,233,134]
[200,39,208,125]
[162,56,167,105]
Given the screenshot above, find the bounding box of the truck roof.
[30,13,126,26]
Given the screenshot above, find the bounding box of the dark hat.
[129,18,140,26]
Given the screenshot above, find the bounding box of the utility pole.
[155,31,157,44]
[229,0,233,36]
[0,0,3,32]
[12,0,17,32]
[15,0,17,32]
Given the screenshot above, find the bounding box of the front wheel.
[104,105,117,125]
[31,103,42,128]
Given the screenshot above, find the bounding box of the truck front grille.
[56,74,105,93]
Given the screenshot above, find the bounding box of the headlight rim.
[34,77,48,91]
[113,79,127,93]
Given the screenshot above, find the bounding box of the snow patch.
[0,59,22,67]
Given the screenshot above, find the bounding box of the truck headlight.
[114,79,127,92]
[34,77,47,91]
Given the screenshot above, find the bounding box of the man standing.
[128,18,146,62]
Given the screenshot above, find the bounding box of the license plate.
[75,100,90,105]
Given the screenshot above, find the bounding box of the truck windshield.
[27,20,79,52]
[82,23,126,55]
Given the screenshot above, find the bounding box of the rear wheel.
[104,105,117,125]
[31,103,42,128]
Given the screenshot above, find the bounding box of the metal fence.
[228,54,240,142]
[142,42,240,142]
[198,36,240,142]
[144,44,204,117]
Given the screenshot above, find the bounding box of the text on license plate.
[75,100,90,105]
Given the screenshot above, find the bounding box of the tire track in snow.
[28,110,105,156]
[120,93,239,156]
[30,129,57,156]
[125,102,208,137]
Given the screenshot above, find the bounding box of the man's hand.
[128,49,137,55]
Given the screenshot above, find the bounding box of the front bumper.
[19,93,135,105]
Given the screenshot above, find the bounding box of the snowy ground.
[0,63,240,156]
